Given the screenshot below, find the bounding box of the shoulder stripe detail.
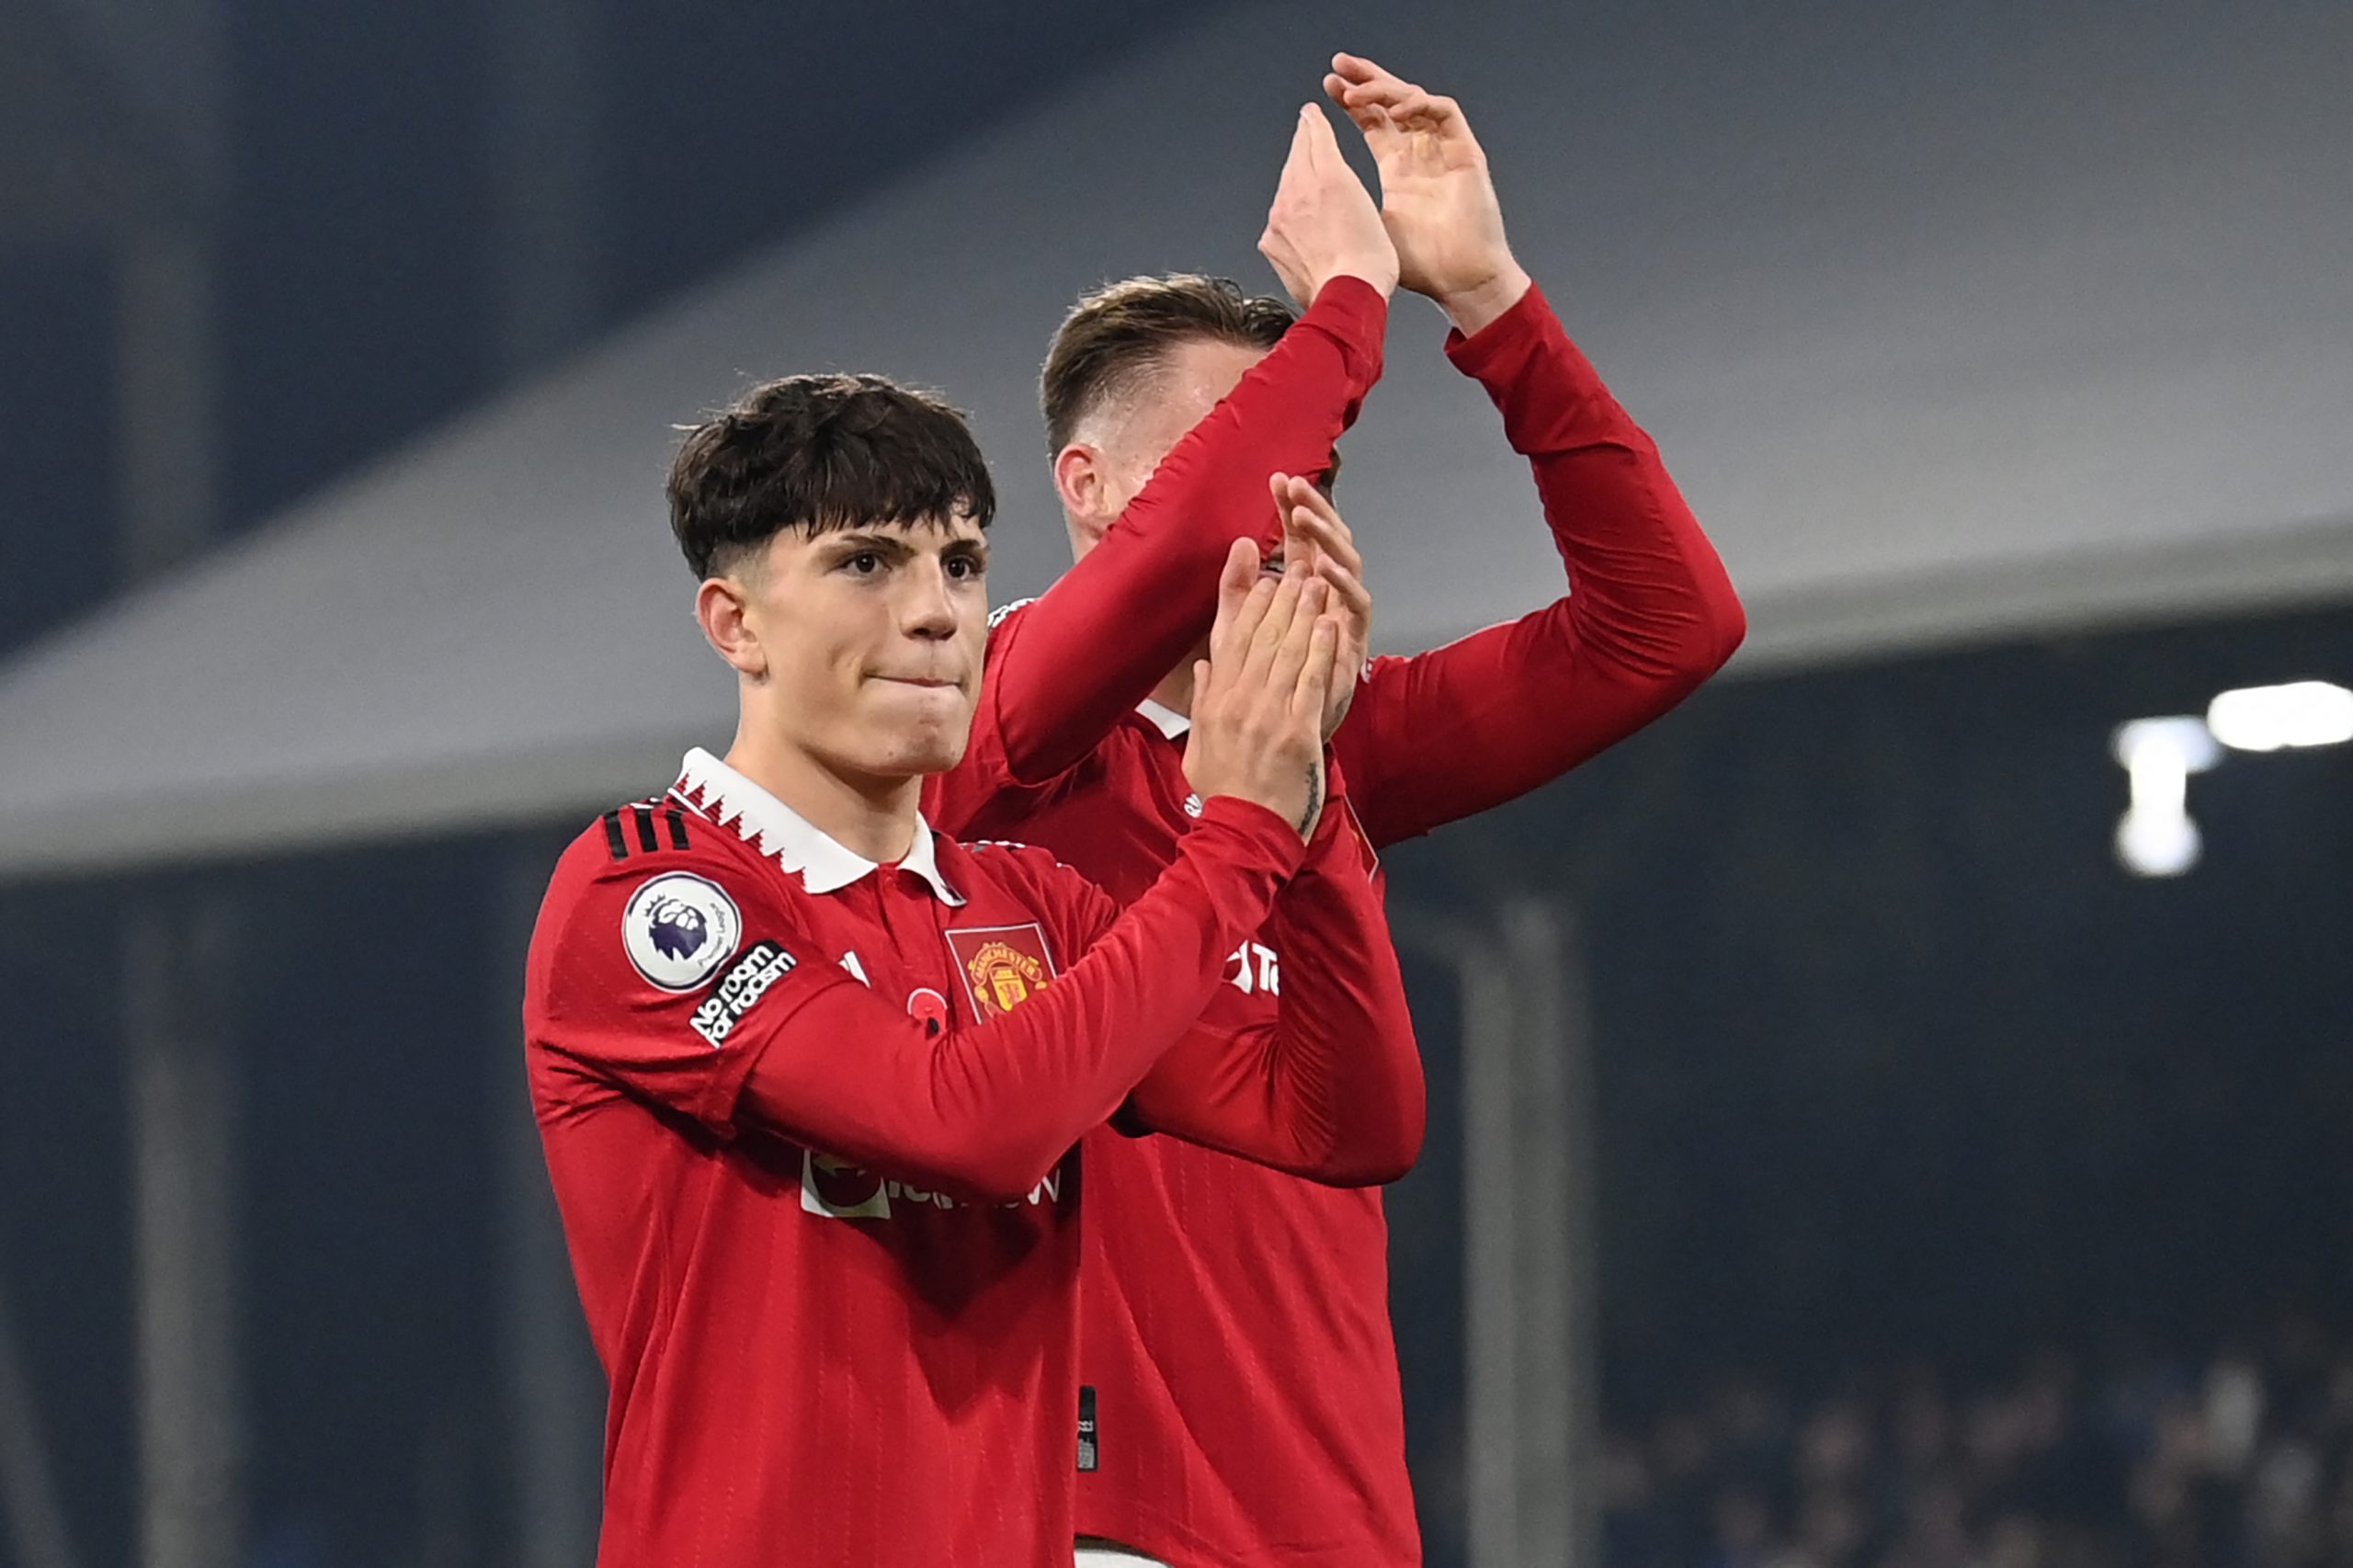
[986,596,1037,631]
[601,811,630,861]
[665,808,691,850]
[632,804,660,853]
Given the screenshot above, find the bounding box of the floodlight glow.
[2110,716,2222,778]
[2206,681,2353,753]
[2109,716,2217,878]
[2115,808,2200,878]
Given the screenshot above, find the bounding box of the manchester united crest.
[944,924,1060,1021]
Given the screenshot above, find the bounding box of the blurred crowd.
[1602,1317,2353,1568]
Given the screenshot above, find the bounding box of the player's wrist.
[1193,792,1313,865]
[1315,257,1400,301]
[1436,261,1532,337]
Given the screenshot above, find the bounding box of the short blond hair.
[1040,273,1294,453]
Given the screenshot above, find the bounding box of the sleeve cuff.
[1193,794,1310,875]
[1442,280,1625,450]
[1443,278,1559,373]
[1302,275,1392,382]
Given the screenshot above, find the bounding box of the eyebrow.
[824,531,989,565]
[824,531,915,559]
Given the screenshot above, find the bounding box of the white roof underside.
[4,0,2349,878]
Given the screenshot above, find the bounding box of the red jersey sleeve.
[525,834,831,1136]
[525,800,1308,1204]
[1085,785,1426,1186]
[928,278,1388,834]
[1332,282,1747,847]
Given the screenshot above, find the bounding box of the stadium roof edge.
[2,517,2347,884]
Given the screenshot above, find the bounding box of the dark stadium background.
[2,2,2348,1565]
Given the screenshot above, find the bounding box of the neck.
[724,717,922,866]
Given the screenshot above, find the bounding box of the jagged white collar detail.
[1136,698,1191,740]
[670,747,964,905]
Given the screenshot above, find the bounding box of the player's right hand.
[1259,103,1401,307]
[1323,54,1530,335]
[1183,539,1342,841]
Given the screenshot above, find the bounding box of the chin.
[858,689,972,773]
[859,721,969,780]
[913,739,967,777]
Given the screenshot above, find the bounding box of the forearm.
[1255,802,1425,1182]
[735,801,1302,1200]
[1455,282,1745,680]
[1340,286,1746,846]
[1125,798,1424,1185]
[986,278,1389,785]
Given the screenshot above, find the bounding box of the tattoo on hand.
[1299,764,1324,837]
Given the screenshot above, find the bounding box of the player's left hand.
[1271,471,1370,741]
[1324,53,1533,335]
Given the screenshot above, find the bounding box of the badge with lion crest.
[943,924,1060,1021]
[621,871,741,992]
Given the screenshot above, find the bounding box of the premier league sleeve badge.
[621,871,744,992]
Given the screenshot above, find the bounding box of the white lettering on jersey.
[1225,940,1280,996]
[689,940,796,1047]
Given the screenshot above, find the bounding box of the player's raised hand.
[1323,53,1531,335]
[1259,103,1401,308]
[1183,539,1342,840]
[1271,472,1370,741]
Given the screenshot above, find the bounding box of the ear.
[1053,442,1116,553]
[695,574,767,681]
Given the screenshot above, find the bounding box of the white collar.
[671,747,965,904]
[1136,698,1191,740]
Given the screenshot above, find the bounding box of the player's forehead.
[1155,335,1267,408]
[1113,335,1272,468]
[768,508,988,559]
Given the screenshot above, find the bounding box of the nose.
[899,557,959,642]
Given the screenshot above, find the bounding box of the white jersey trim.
[670,747,965,905]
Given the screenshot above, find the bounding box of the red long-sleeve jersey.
[929,280,1745,1566]
[524,747,1418,1567]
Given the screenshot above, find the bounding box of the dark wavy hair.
[665,373,996,579]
